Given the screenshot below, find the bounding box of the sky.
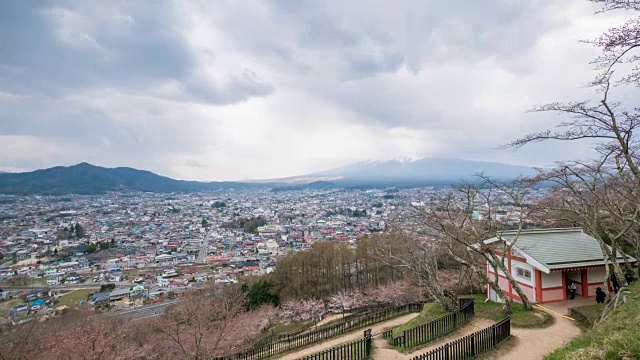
[0,0,637,181]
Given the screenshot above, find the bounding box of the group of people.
[567,268,636,304]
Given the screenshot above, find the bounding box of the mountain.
[0,163,256,195]
[289,157,538,186]
[0,158,539,195]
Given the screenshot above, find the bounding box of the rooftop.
[486,228,637,272]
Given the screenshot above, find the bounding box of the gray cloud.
[0,0,632,180]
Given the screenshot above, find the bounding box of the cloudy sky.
[0,0,636,180]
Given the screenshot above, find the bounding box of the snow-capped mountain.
[307,157,537,184]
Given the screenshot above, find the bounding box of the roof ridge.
[498,227,583,235]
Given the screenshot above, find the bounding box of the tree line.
[267,239,409,300]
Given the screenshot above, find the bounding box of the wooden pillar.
[581,268,589,297]
[535,269,543,303]
[486,260,490,300]
[507,250,513,301]
[561,270,567,300]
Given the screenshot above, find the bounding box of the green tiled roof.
[486,228,636,271]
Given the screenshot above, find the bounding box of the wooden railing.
[254,303,388,347]
[411,317,511,360]
[300,329,373,360]
[383,300,475,349]
[217,302,425,360]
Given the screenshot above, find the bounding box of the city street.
[108,300,177,320]
[197,227,216,263]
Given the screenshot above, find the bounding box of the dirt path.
[375,303,581,360]
[402,318,496,359]
[316,313,349,327]
[278,313,420,360]
[373,335,406,360]
[493,304,582,360]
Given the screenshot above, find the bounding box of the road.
[197,227,216,263]
[2,281,134,291]
[108,300,178,320]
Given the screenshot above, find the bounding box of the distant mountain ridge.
[0,158,539,195]
[0,163,256,195]
[280,157,538,186]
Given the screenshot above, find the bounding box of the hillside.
[545,282,640,359]
[0,163,255,195]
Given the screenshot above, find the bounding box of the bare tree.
[374,230,459,312]
[0,318,43,360]
[532,156,637,292]
[508,2,640,283]
[417,176,539,314]
[587,1,640,86]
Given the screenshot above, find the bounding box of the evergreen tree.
[245,280,280,309]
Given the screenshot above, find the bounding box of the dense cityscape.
[0,186,549,325]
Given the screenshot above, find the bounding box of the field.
[56,289,92,308]
[0,298,24,319]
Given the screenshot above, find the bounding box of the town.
[0,187,552,325]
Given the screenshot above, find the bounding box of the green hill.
[545,281,640,359]
[0,163,257,195]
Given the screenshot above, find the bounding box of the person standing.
[568,282,577,300]
[611,273,620,293]
[595,287,606,304]
[624,270,634,285]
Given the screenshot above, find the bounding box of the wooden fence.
[300,329,373,360]
[411,317,511,360]
[254,303,387,347]
[383,300,474,349]
[217,302,425,360]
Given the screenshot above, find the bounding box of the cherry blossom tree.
[280,298,326,324]
[327,289,366,315]
[150,285,276,359]
[370,279,419,307]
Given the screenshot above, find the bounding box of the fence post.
[364,329,372,358]
[470,333,475,357]
[493,324,497,346]
[445,342,450,360]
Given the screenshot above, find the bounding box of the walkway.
[373,318,495,360]
[280,300,584,360]
[491,301,583,360]
[278,312,420,360]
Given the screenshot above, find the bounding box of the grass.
[472,295,554,328]
[391,302,447,337]
[258,320,312,341]
[0,298,24,319]
[56,289,92,308]
[476,336,518,359]
[570,304,604,330]
[545,282,640,360]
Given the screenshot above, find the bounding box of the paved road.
[108,300,178,320]
[197,227,216,263]
[3,282,132,291]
